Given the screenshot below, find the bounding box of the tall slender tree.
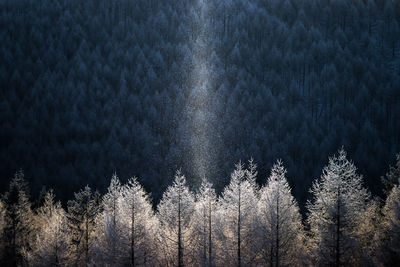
[306,149,371,266]
[157,170,195,266]
[192,177,217,267]
[215,161,258,266]
[256,160,304,266]
[28,190,70,266]
[1,170,34,266]
[119,176,157,266]
[376,182,400,265]
[93,174,124,265]
[67,186,100,266]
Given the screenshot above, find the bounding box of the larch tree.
[376,181,400,265]
[119,176,157,266]
[382,153,400,194]
[1,170,34,266]
[66,185,100,266]
[93,174,124,265]
[215,161,259,267]
[0,199,5,260]
[157,170,195,267]
[306,149,371,266]
[192,177,217,267]
[256,160,304,266]
[28,190,70,266]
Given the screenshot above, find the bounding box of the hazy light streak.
[186,0,215,184]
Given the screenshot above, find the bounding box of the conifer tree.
[376,181,400,265]
[93,174,123,265]
[256,160,304,266]
[306,149,371,266]
[157,170,195,266]
[66,185,100,266]
[192,177,217,267]
[215,161,258,267]
[1,170,34,266]
[28,190,70,266]
[119,176,157,266]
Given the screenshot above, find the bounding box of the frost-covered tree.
[306,149,371,266]
[256,160,304,266]
[1,170,34,266]
[28,190,70,266]
[192,177,217,267]
[67,185,100,266]
[157,170,195,266]
[382,153,400,194]
[376,182,400,265]
[93,174,124,265]
[0,199,5,260]
[118,176,157,266]
[215,161,258,266]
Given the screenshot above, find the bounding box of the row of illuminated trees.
[0,149,399,266]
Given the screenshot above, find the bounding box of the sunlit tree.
[256,160,304,266]
[0,199,5,260]
[157,170,195,266]
[93,174,124,265]
[119,176,157,266]
[28,190,70,266]
[306,149,371,266]
[1,170,34,266]
[67,186,100,266]
[376,182,400,265]
[192,177,217,266]
[215,161,259,266]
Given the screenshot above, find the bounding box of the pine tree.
[119,176,157,266]
[157,170,195,266]
[256,160,304,266]
[306,149,371,266]
[28,190,70,266]
[215,161,258,267]
[66,185,100,266]
[1,170,34,266]
[192,177,217,267]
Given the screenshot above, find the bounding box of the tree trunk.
[335,190,341,267]
[276,194,279,267]
[237,184,241,267]
[131,198,135,266]
[208,199,212,267]
[178,190,183,267]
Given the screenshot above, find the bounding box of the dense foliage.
[0,149,399,266]
[1,0,400,204]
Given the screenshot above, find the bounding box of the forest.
[0,149,399,266]
[1,0,400,265]
[1,0,400,206]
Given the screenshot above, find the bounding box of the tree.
[215,161,258,267]
[119,176,157,266]
[66,186,100,266]
[192,177,217,266]
[1,170,34,266]
[256,160,304,266]
[0,197,6,261]
[157,170,195,266]
[28,190,70,266]
[93,174,124,265]
[382,153,400,194]
[376,177,400,265]
[306,149,371,266]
